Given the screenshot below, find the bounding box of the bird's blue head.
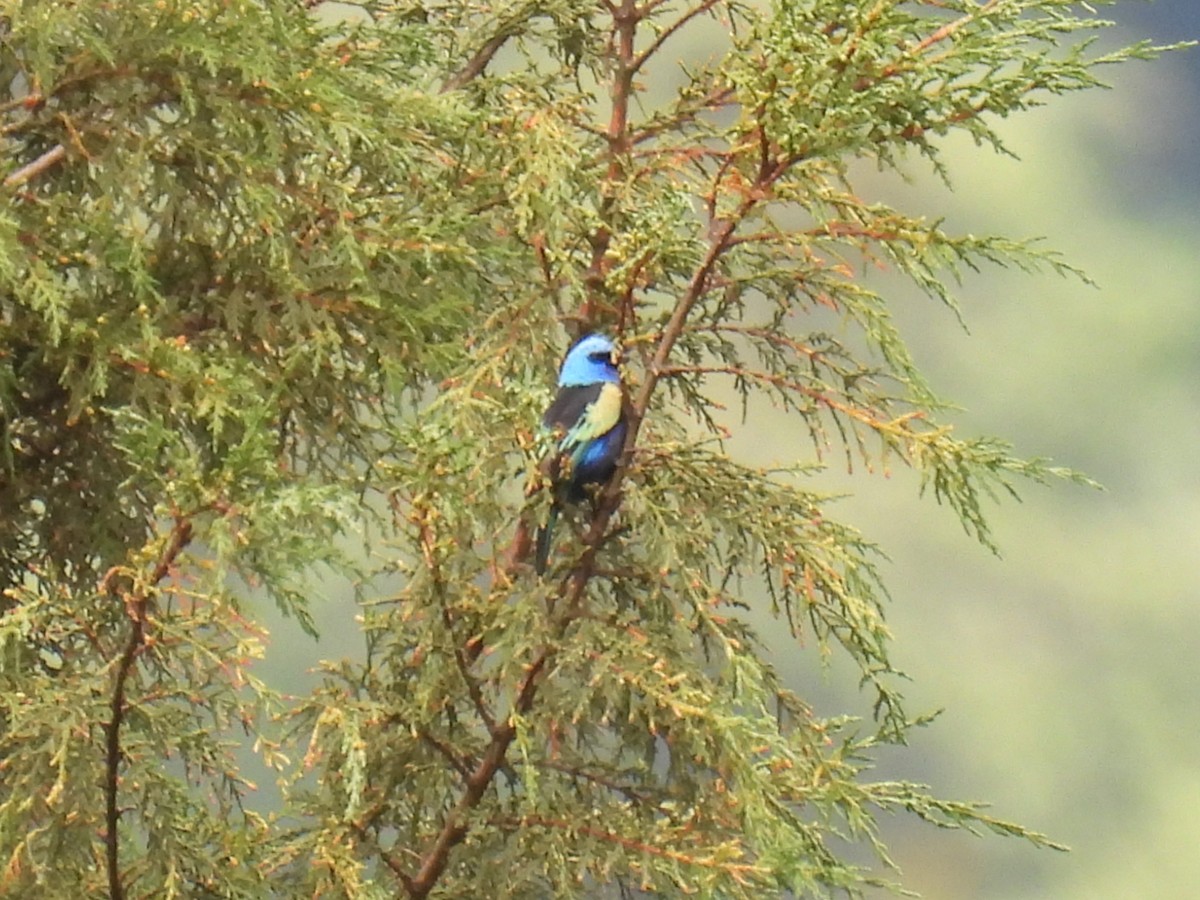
[557,333,620,387]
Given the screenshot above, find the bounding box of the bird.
[535,332,627,575]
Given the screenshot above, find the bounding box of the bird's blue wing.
[543,382,624,493]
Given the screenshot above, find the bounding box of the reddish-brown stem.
[582,0,643,319]
[441,29,514,93]
[416,507,497,731]
[630,0,724,76]
[0,91,42,114]
[659,363,920,439]
[914,0,999,54]
[497,815,763,880]
[862,0,1003,88]
[104,628,138,900]
[403,649,550,898]
[420,729,473,780]
[631,85,735,147]
[102,516,193,900]
[526,758,657,805]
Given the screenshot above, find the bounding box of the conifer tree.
[0,1,1173,897]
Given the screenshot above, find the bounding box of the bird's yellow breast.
[582,382,623,435]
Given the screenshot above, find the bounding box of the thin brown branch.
[617,248,655,334]
[702,151,735,221]
[573,157,799,583]
[914,0,999,55]
[529,758,658,806]
[404,649,550,898]
[631,85,736,146]
[441,30,514,93]
[415,504,496,732]
[104,629,138,900]
[687,323,825,360]
[630,145,728,165]
[350,820,417,889]
[630,0,723,76]
[608,0,640,151]
[0,92,41,115]
[4,143,65,187]
[420,729,474,780]
[451,629,495,729]
[530,231,558,293]
[659,363,920,439]
[501,815,764,881]
[582,0,643,320]
[102,515,193,900]
[863,0,1002,87]
[635,216,742,415]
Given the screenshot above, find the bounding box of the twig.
[0,92,41,116]
[415,504,497,733]
[572,160,797,614]
[4,143,65,187]
[659,363,918,438]
[528,758,657,805]
[865,0,1003,86]
[350,820,416,885]
[500,815,764,880]
[630,0,723,76]
[914,0,999,55]
[441,30,514,93]
[581,0,643,319]
[631,85,735,146]
[420,729,474,780]
[101,516,193,900]
[403,648,550,898]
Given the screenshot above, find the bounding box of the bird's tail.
[534,503,560,576]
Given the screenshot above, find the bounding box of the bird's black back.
[542,383,606,433]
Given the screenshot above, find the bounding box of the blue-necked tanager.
[535,333,627,575]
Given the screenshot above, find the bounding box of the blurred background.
[765,4,1200,897]
[284,3,1199,897]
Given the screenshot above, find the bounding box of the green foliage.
[0,0,1170,897]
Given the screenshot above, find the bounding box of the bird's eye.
[589,351,613,364]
